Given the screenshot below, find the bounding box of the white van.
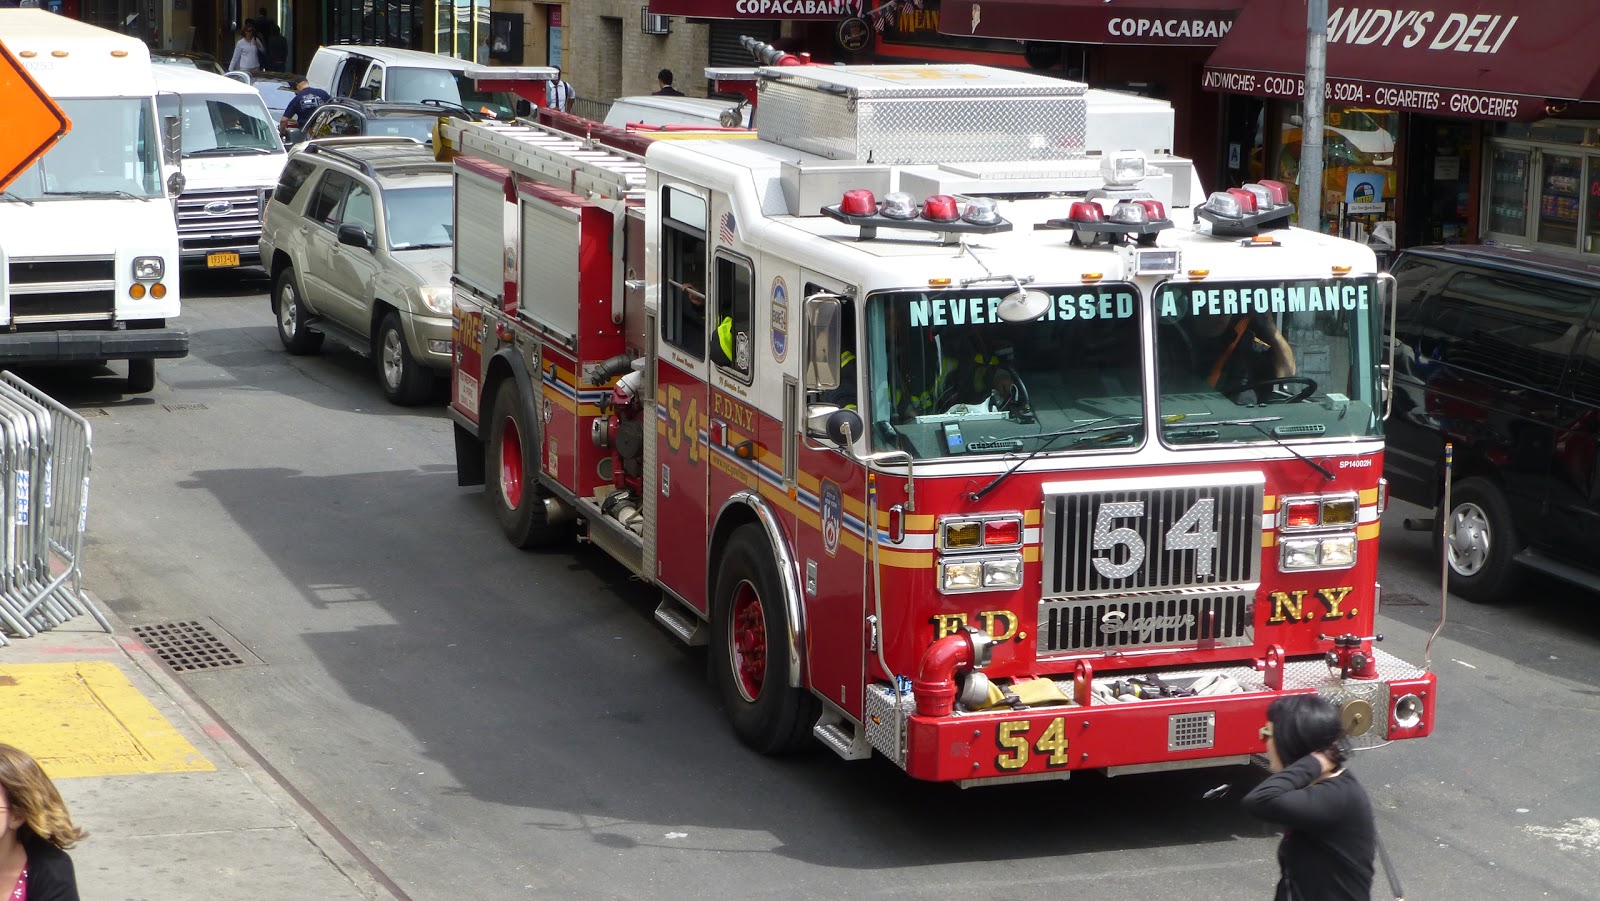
[602,95,748,130]
[0,9,186,393]
[153,65,288,270]
[304,46,553,121]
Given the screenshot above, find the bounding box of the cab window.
[713,253,754,379]
[273,159,314,205]
[661,187,708,360]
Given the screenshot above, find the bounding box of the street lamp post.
[1301,0,1327,235]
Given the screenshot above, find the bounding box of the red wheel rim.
[499,414,524,510]
[729,580,767,703]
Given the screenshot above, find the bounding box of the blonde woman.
[0,743,85,901]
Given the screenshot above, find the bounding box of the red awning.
[939,0,1243,46]
[646,0,855,19]
[1203,0,1600,121]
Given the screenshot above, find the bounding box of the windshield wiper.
[967,414,1142,502]
[394,242,450,250]
[187,146,274,156]
[0,191,33,206]
[44,189,142,199]
[1164,415,1334,481]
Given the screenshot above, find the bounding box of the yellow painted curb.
[0,661,213,779]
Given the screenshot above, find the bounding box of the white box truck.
[0,10,188,393]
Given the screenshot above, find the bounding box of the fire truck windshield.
[866,285,1145,459]
[1154,277,1382,445]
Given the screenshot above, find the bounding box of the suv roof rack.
[302,139,445,179]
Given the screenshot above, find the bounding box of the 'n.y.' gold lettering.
[1317,586,1355,619]
[1269,589,1308,624]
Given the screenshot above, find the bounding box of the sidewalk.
[0,611,390,901]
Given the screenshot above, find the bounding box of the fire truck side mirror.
[805,404,863,449]
[161,114,183,168]
[803,293,843,391]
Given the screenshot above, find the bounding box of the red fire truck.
[442,63,1436,786]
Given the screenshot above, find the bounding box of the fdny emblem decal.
[770,276,788,362]
[819,479,842,557]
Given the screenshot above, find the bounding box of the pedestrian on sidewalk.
[1242,695,1376,901]
[653,68,684,96]
[0,743,86,901]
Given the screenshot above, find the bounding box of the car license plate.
[207,252,240,268]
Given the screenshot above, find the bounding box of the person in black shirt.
[1243,694,1376,901]
[279,78,331,132]
[653,68,684,96]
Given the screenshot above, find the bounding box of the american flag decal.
[719,211,737,245]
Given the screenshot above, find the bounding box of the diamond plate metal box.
[755,64,1087,165]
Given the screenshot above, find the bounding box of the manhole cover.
[162,403,209,413]
[1383,592,1428,607]
[130,620,258,671]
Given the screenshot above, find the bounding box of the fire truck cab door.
[795,274,867,716]
[654,185,713,610]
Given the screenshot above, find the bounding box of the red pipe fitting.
[913,628,991,717]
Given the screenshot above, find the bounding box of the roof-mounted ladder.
[443,119,648,202]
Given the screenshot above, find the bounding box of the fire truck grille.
[1036,590,1253,655]
[1040,476,1263,598]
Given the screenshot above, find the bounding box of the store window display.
[1484,120,1600,256]
[1275,105,1401,240]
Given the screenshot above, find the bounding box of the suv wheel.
[1441,477,1522,602]
[275,268,323,355]
[377,310,432,405]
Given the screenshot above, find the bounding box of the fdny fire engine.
[442,63,1435,786]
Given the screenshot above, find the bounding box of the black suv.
[289,99,478,146]
[1386,245,1600,601]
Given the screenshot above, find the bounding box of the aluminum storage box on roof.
[753,64,1087,164]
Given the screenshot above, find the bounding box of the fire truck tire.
[711,526,815,755]
[125,359,156,394]
[488,384,566,548]
[376,311,433,406]
[1439,477,1522,603]
[274,268,323,355]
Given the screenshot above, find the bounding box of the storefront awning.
[939,0,1242,45]
[1202,0,1600,121]
[647,0,855,19]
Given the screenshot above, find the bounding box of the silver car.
[258,138,454,404]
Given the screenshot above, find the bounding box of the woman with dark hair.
[0,743,86,901]
[1243,694,1376,901]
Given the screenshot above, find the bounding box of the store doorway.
[1405,118,1476,246]
[1219,96,1266,190]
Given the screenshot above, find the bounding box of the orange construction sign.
[0,37,70,192]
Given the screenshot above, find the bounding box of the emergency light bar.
[1195,179,1294,238]
[821,190,1012,241]
[1041,198,1173,247]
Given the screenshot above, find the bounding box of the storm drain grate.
[130,620,254,671]
[1382,592,1428,607]
[162,403,209,413]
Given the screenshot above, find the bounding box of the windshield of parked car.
[174,93,282,156]
[363,111,440,143]
[384,67,517,120]
[383,185,453,250]
[866,285,1146,459]
[1154,278,1382,445]
[4,98,163,200]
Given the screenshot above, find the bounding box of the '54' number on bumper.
[996,717,1071,771]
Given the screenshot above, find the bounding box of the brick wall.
[564,0,714,102]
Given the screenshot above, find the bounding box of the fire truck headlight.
[1319,535,1357,567]
[941,520,982,549]
[132,256,164,281]
[419,285,453,315]
[940,560,983,592]
[981,557,1023,588]
[1280,537,1321,570]
[1280,534,1358,570]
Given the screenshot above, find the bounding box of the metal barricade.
[0,373,106,643]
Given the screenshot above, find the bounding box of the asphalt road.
[22,271,1599,900]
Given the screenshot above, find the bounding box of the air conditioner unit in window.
[642,8,671,35]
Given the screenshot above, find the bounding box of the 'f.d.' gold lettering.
[930,613,968,638]
[977,610,1019,641]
